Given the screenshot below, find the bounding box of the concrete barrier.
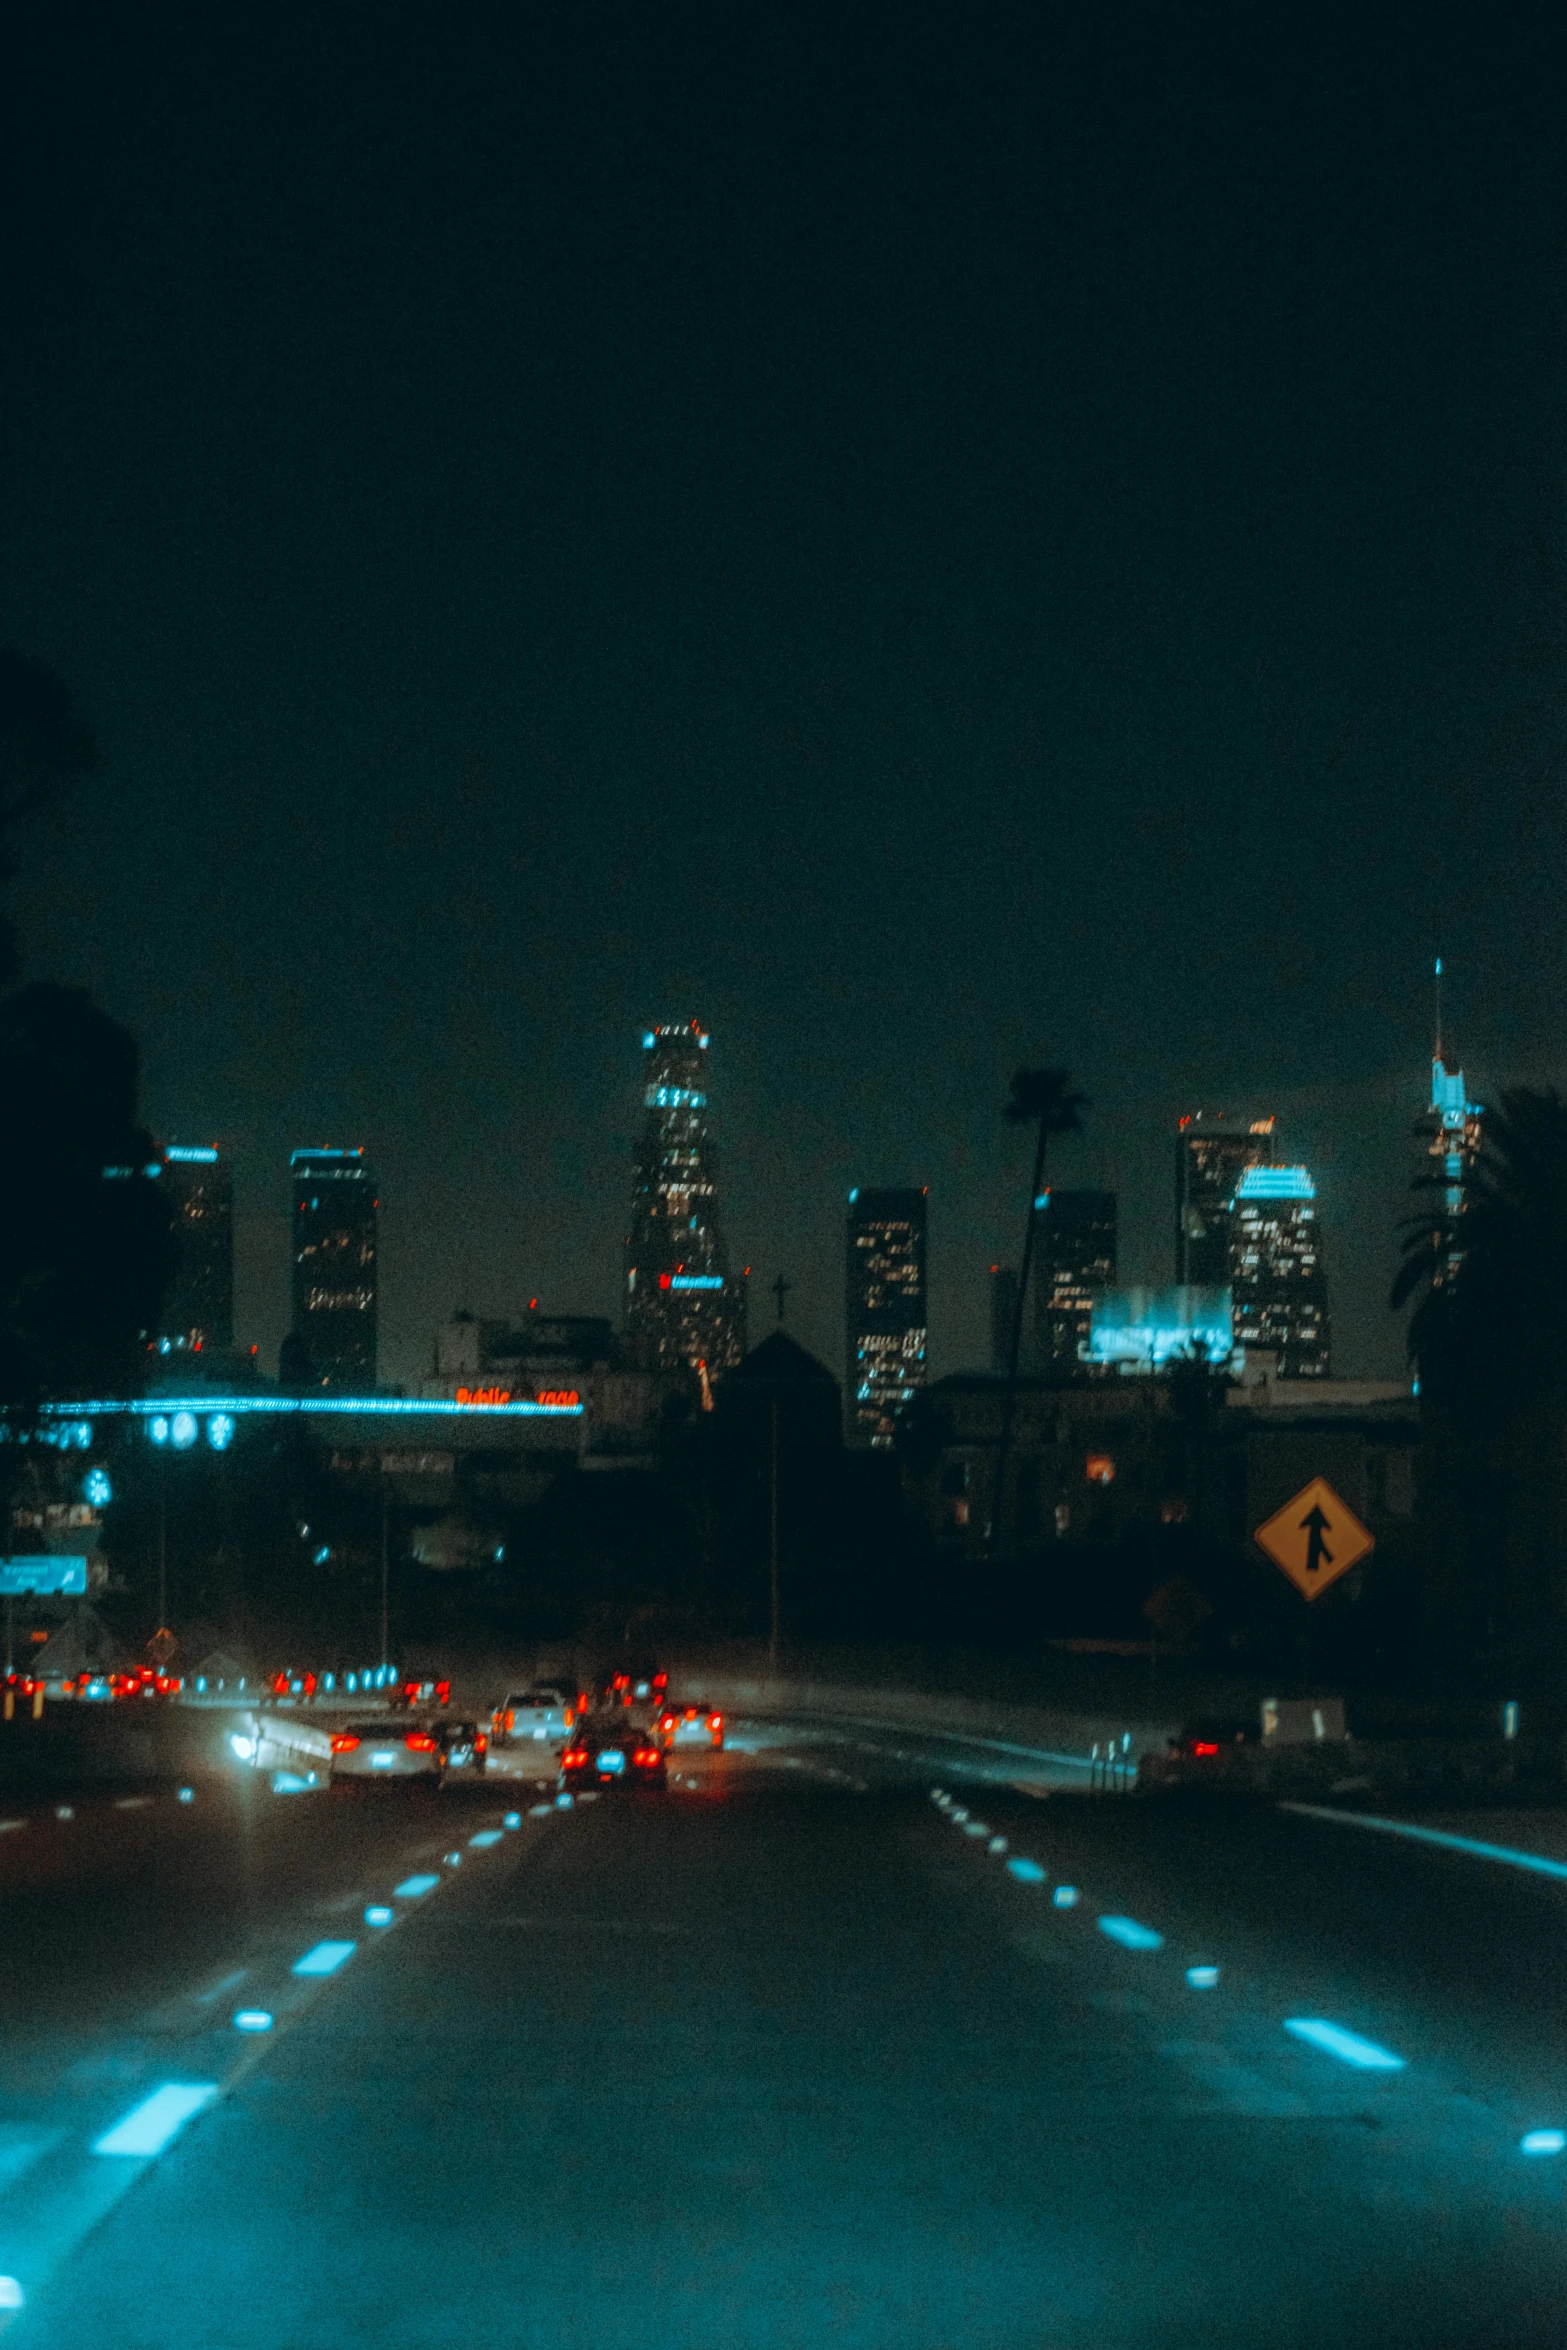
[668,1668,1179,1775]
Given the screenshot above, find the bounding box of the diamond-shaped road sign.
[1253,1476,1374,1601]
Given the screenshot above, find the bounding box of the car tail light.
[634,1748,657,1766]
[405,1732,436,1752]
[564,1706,575,1727]
[475,1733,487,1753]
[711,1713,723,1729]
[563,1748,588,1769]
[1191,1741,1220,1757]
[330,1734,361,1753]
[435,1681,450,1706]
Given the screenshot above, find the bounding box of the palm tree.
[988,1067,1087,1555]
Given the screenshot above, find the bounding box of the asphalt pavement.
[3,1722,1567,2347]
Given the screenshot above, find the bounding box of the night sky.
[5,5,1566,1386]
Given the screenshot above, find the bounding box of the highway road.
[3,1719,1567,2346]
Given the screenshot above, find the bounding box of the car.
[433,1717,489,1785]
[491,1684,575,1748]
[658,1700,725,1751]
[559,1716,667,1791]
[394,1675,452,1710]
[329,1720,443,1782]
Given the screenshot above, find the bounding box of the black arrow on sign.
[1299,1503,1333,1577]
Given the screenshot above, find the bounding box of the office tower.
[1417,965,1483,1289]
[1229,1165,1330,1377]
[989,1264,1019,1375]
[845,1187,928,1446]
[1175,1112,1277,1286]
[1035,1189,1117,1378]
[290,1147,378,1388]
[159,1145,233,1353]
[624,1023,745,1380]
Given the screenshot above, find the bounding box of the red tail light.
[475,1732,488,1753]
[330,1733,361,1753]
[634,1748,658,1766]
[563,1748,589,1769]
[711,1713,723,1729]
[435,1681,450,1706]
[405,1732,437,1752]
[1191,1741,1220,1757]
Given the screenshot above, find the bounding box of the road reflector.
[1283,2018,1404,2071]
[1254,1476,1373,1600]
[93,2083,219,2158]
[291,1940,355,1978]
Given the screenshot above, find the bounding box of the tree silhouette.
[989,1067,1087,1555]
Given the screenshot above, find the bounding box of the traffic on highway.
[0,1662,1565,2346]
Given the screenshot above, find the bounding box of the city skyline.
[136,1012,1472,1395]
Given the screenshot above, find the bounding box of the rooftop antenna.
[1433,956,1444,1066]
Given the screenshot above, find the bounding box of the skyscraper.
[846,1187,927,1445]
[625,1023,745,1381]
[159,1145,234,1354]
[1229,1164,1330,1377]
[1418,966,1484,1289]
[1035,1189,1117,1378]
[290,1147,378,1388]
[1175,1112,1276,1286]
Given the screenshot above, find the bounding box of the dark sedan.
[560,1717,667,1791]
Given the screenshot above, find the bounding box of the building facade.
[1175,1113,1276,1286]
[1421,1057,1483,1289]
[624,1023,745,1382]
[1228,1164,1330,1378]
[1035,1188,1116,1378]
[158,1145,234,1355]
[290,1148,378,1388]
[845,1187,927,1446]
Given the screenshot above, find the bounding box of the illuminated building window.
[1085,1454,1115,1486]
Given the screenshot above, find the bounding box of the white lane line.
[114,1797,153,1811]
[0,1819,26,1833]
[1186,1965,1221,1989]
[394,1873,440,1897]
[365,1905,394,1926]
[291,1940,356,1978]
[232,2010,273,2032]
[1097,1915,1164,1952]
[1522,2130,1566,2156]
[92,2083,219,2157]
[1053,1886,1079,1907]
[1006,1857,1047,1884]
[1280,1802,1567,1884]
[1283,2018,1406,2071]
[468,1829,504,1848]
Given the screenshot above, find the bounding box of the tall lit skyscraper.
[625,1024,745,1381]
[159,1145,233,1354]
[1035,1189,1117,1378]
[846,1187,927,1446]
[290,1147,378,1388]
[1418,964,1483,1289]
[1175,1112,1276,1286]
[1229,1164,1330,1378]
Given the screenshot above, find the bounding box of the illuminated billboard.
[1087,1286,1234,1372]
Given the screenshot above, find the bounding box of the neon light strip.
[1280,1802,1567,1882]
[42,1395,582,1419]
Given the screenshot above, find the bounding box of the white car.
[491,1684,575,1750]
[330,1720,441,1781]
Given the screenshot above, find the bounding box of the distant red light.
[1192,1741,1220,1757]
[330,1733,361,1753]
[405,1732,436,1752]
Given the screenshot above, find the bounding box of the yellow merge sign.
[1254,1476,1374,1601]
